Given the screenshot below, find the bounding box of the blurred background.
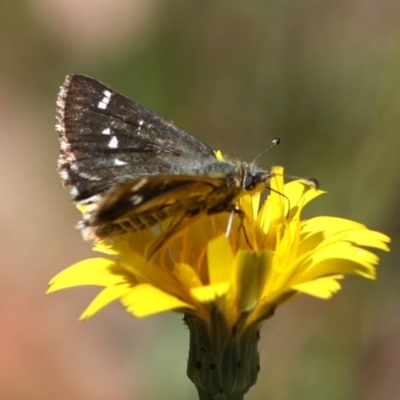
[0,1,398,399]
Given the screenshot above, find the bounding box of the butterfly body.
[56,74,273,251]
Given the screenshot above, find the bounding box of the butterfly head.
[241,163,273,193]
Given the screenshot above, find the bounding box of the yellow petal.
[80,284,132,320]
[47,258,123,293]
[297,244,378,282]
[292,275,343,298]
[257,166,286,235]
[92,241,120,255]
[215,150,224,160]
[284,181,325,212]
[174,262,203,289]
[333,229,390,251]
[302,217,365,237]
[207,236,234,285]
[76,204,90,214]
[121,283,193,317]
[191,282,230,304]
[233,250,271,312]
[239,193,260,221]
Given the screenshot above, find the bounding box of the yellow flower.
[48,166,390,399]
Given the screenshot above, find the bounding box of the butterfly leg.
[225,207,253,250]
[225,209,235,237]
[241,222,253,250]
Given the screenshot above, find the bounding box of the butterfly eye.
[244,175,256,191]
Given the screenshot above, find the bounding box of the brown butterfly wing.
[80,174,241,241]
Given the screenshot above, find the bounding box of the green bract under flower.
[48,166,390,330]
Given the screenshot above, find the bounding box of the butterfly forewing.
[56,74,216,203]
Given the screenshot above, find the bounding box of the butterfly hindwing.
[80,174,239,239]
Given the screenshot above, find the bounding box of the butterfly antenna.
[268,185,291,215]
[251,138,281,165]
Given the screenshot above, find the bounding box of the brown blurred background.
[0,1,398,399]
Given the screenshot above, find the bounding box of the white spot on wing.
[59,170,69,180]
[114,158,127,166]
[79,172,102,181]
[102,127,111,135]
[137,119,144,134]
[98,90,113,110]
[70,186,79,197]
[108,136,118,149]
[131,195,143,205]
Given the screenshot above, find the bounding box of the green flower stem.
[185,308,261,400]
